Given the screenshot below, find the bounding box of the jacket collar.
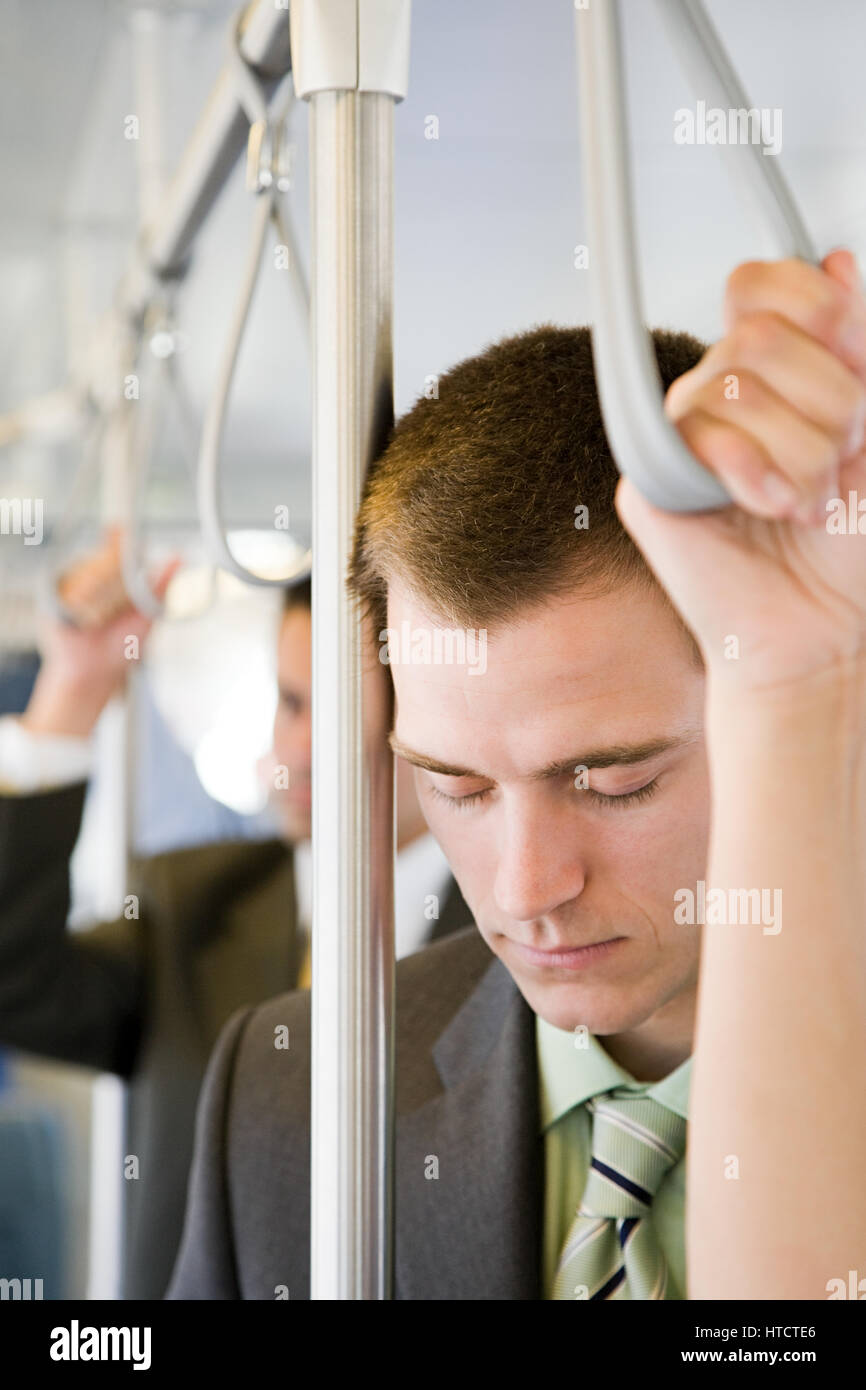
[395,956,542,1299]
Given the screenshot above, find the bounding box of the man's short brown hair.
[348,323,707,663]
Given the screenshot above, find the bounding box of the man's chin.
[514,973,655,1038]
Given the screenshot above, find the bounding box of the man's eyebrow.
[388,732,698,780]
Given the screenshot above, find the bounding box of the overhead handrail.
[575,0,819,513]
[196,8,311,588]
[0,1,294,465]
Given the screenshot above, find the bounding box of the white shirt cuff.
[0,714,93,794]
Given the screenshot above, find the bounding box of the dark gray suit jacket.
[0,785,472,1299]
[167,926,543,1299]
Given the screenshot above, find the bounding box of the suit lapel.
[395,957,543,1299]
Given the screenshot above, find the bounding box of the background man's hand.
[19,529,179,737]
[614,248,866,694]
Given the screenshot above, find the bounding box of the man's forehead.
[385,578,691,697]
[385,578,704,777]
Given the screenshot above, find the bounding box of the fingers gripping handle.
[575,0,818,514]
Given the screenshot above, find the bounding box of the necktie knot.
[579,1088,687,1220]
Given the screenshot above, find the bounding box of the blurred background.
[0,0,863,1298]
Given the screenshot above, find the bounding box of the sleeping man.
[168,249,866,1300]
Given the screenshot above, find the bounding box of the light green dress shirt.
[536,1015,692,1299]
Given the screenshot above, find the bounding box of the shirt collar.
[293,832,453,956]
[394,831,453,957]
[536,1013,691,1131]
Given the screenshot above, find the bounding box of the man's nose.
[493,798,587,924]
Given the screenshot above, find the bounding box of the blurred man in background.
[0,535,470,1298]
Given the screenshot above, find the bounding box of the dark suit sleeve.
[0,784,144,1076]
[165,1005,252,1300]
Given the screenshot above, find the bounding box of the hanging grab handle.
[575,0,818,514]
[196,8,311,587]
[121,326,217,623]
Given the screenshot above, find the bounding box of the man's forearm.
[687,659,866,1300]
[19,667,112,737]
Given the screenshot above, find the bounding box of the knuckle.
[808,283,854,345]
[802,427,839,475]
[682,408,765,479]
[775,256,809,280]
[720,368,762,410]
[725,260,766,305]
[719,427,768,480]
[810,376,866,449]
[730,311,785,360]
[840,377,866,429]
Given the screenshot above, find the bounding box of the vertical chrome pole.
[310,86,395,1300]
[293,0,411,1300]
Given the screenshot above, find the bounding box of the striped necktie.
[551,1088,687,1300]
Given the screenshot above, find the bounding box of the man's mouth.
[507,936,627,971]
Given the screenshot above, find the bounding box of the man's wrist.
[704,654,866,878]
[704,652,866,747]
[19,673,113,738]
